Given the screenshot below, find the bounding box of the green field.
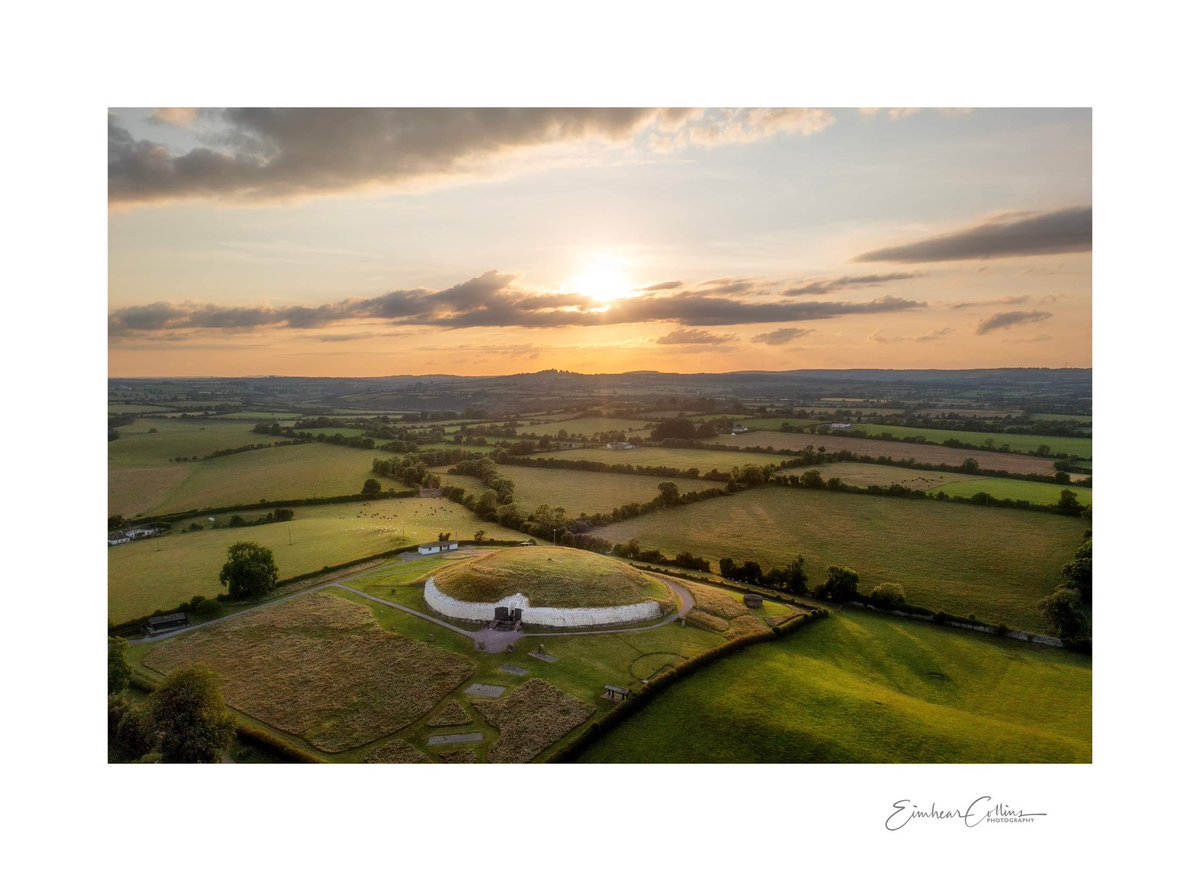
[551,446,787,474]
[108,417,290,467]
[594,487,1086,630]
[808,462,1093,505]
[578,606,1091,762]
[110,442,385,518]
[706,431,1060,476]
[822,423,1092,459]
[515,416,654,437]
[732,417,825,431]
[440,465,718,516]
[931,478,1092,506]
[107,499,516,623]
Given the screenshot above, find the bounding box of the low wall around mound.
[423,577,664,628]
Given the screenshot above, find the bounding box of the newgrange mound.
[425,547,674,627]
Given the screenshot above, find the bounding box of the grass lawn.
[578,606,1091,763]
[434,547,673,608]
[107,499,515,623]
[705,431,1060,476]
[111,442,384,518]
[733,417,825,430]
[593,487,1086,631]
[829,423,1092,459]
[931,478,1092,506]
[516,416,655,437]
[551,445,787,474]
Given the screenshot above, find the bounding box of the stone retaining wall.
[423,578,663,627]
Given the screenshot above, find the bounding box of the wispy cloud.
[751,327,813,346]
[109,270,928,336]
[975,310,1053,335]
[656,328,734,345]
[785,272,921,296]
[857,206,1091,263]
[869,327,954,344]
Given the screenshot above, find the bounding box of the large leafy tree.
[219,541,279,599]
[816,565,860,602]
[149,666,236,763]
[108,636,131,695]
[1038,586,1090,645]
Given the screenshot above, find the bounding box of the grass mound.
[427,700,473,728]
[142,592,474,753]
[363,740,431,763]
[434,546,672,609]
[474,678,595,763]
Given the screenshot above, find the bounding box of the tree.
[651,417,697,440]
[361,477,382,496]
[869,582,906,609]
[1061,540,1092,603]
[799,469,824,488]
[108,636,131,694]
[149,666,236,763]
[219,541,279,599]
[961,458,980,473]
[816,565,860,602]
[1038,587,1089,645]
[1056,489,1083,516]
[657,481,680,505]
[781,553,809,594]
[473,529,486,543]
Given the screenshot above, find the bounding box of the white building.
[418,541,459,555]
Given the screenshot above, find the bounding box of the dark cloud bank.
[857,206,1091,263]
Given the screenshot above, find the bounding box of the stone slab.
[465,683,506,698]
[528,652,557,663]
[500,664,530,677]
[426,732,484,746]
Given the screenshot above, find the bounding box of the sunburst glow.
[573,258,633,306]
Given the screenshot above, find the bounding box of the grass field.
[110,442,384,518]
[108,417,290,468]
[931,478,1092,506]
[732,417,826,430]
[706,431,1060,476]
[808,462,1092,505]
[577,606,1091,763]
[107,499,515,622]
[435,547,672,608]
[593,487,1086,630]
[441,465,717,516]
[824,423,1092,459]
[551,445,788,474]
[515,416,654,436]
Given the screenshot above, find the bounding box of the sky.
[108,107,1091,377]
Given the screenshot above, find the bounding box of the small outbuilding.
[418,541,460,555]
[145,612,189,636]
[743,593,764,609]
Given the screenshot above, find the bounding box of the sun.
[573,258,633,306]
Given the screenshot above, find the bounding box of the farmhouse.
[418,541,459,555]
[606,441,636,450]
[829,422,854,429]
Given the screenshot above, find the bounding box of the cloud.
[785,272,920,296]
[975,310,1052,335]
[870,327,953,344]
[109,270,927,336]
[1002,333,1054,344]
[149,108,200,128]
[656,328,734,345]
[856,206,1092,263]
[752,327,814,345]
[110,108,837,205]
[950,294,1058,309]
[859,108,973,120]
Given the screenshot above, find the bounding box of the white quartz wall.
[423,577,663,627]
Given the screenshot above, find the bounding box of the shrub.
[869,583,906,609]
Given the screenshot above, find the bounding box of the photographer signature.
[886,797,1047,830]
